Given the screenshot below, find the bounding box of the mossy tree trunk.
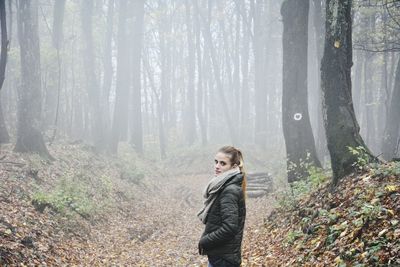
[321,0,374,184]
[281,0,321,183]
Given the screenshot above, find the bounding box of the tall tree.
[183,0,196,146]
[321,0,374,184]
[49,0,66,143]
[130,0,145,154]
[194,0,207,145]
[252,0,268,147]
[110,0,131,153]
[102,0,114,131]
[0,0,9,144]
[281,0,321,183]
[81,0,104,151]
[15,0,51,158]
[382,56,400,160]
[234,0,251,143]
[311,0,327,161]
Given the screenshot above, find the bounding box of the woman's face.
[214,152,235,176]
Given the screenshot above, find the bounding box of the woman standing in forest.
[197,146,247,267]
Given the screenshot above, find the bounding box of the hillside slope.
[244,163,400,266]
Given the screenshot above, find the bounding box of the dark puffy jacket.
[199,173,246,266]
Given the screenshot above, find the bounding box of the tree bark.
[311,0,328,163]
[15,0,51,158]
[281,0,321,183]
[321,0,374,184]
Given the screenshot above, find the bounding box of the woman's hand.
[198,242,204,255]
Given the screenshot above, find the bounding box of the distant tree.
[49,0,66,144]
[252,0,268,148]
[197,1,238,144]
[81,0,105,151]
[281,0,321,183]
[102,0,114,131]
[183,0,196,146]
[193,0,207,145]
[382,56,400,160]
[130,0,145,154]
[110,0,131,153]
[321,0,374,184]
[14,0,51,158]
[0,0,9,144]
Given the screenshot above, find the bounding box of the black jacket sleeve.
[199,184,240,250]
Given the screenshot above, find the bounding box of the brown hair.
[218,146,246,197]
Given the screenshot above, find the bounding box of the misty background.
[0,0,399,180]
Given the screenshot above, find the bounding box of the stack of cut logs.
[246,172,273,198]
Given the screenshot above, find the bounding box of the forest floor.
[0,143,273,266]
[1,143,399,266]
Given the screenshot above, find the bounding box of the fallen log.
[246,186,270,191]
[246,190,268,198]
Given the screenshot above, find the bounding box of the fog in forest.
[0,0,399,186]
[1,0,400,265]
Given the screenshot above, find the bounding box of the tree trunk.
[194,0,207,145]
[234,0,251,143]
[130,0,145,154]
[15,0,51,158]
[281,0,321,183]
[311,0,328,163]
[81,0,104,151]
[110,0,131,153]
[382,56,400,160]
[49,0,66,144]
[0,0,9,144]
[102,0,114,136]
[321,0,374,184]
[183,0,196,146]
[252,0,268,148]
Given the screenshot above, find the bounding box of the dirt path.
[83,174,274,266]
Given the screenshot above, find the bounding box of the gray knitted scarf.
[197,167,241,224]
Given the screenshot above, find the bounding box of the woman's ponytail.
[218,146,246,199]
